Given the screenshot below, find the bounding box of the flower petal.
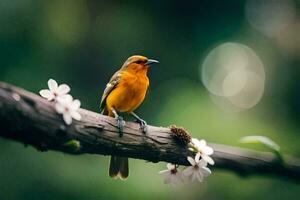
[57,94,73,104]
[192,138,201,147]
[191,171,197,182]
[167,163,175,170]
[202,155,215,165]
[57,84,70,95]
[196,170,204,182]
[173,174,182,185]
[71,111,81,121]
[158,170,169,175]
[203,146,214,155]
[202,166,212,177]
[55,102,65,114]
[198,159,208,167]
[48,79,58,92]
[182,166,194,177]
[199,139,206,148]
[63,113,72,125]
[39,89,54,100]
[170,175,176,185]
[71,99,81,110]
[195,152,201,163]
[187,156,196,166]
[163,174,172,184]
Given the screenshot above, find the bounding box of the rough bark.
[0,81,300,182]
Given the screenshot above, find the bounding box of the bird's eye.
[135,60,143,64]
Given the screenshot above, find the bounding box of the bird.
[99,55,159,179]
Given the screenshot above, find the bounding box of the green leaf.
[239,135,284,164]
[239,135,280,152]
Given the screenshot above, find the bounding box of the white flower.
[191,138,214,165]
[159,163,183,185]
[55,95,81,125]
[183,153,211,182]
[39,79,70,101]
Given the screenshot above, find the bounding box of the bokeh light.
[276,21,300,57]
[245,0,296,38]
[201,42,265,112]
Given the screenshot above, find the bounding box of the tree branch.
[0,81,300,182]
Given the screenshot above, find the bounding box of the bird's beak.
[145,59,159,66]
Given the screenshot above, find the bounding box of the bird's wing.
[99,70,122,112]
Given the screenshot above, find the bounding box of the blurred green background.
[0,0,300,199]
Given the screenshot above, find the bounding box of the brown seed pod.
[169,125,192,146]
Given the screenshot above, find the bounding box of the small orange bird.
[100,55,159,179]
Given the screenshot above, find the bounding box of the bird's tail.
[102,107,129,179]
[109,156,129,179]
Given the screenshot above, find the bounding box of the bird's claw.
[116,116,125,136]
[136,119,148,133]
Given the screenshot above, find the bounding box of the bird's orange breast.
[105,71,149,113]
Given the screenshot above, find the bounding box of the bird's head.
[122,55,159,73]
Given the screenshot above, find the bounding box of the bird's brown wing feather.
[99,70,122,112]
